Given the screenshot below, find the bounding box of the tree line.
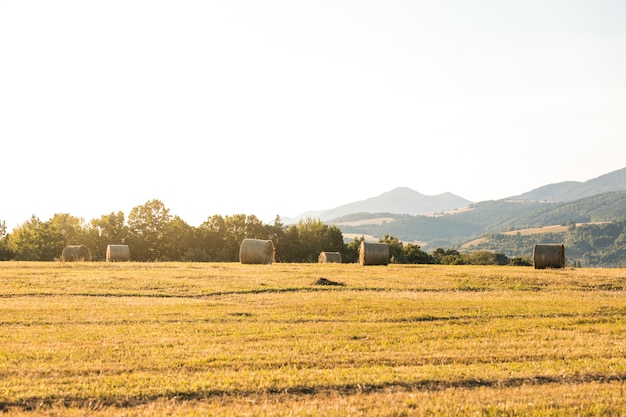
[0,199,522,265]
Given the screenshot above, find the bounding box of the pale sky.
[2,1,626,231]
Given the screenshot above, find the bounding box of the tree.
[197,215,228,261]
[127,200,172,261]
[48,213,88,250]
[379,235,405,263]
[404,243,434,264]
[468,250,509,265]
[161,216,196,261]
[87,211,128,261]
[432,248,465,265]
[344,236,364,263]
[276,218,346,263]
[198,214,277,262]
[0,220,14,260]
[8,216,57,260]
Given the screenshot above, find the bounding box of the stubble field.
[1,262,625,416]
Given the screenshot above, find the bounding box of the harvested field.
[0,262,625,416]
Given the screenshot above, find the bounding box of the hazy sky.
[2,1,625,230]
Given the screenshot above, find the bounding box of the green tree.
[197,215,227,261]
[467,250,509,265]
[86,211,128,261]
[432,248,465,265]
[0,220,14,260]
[379,235,404,264]
[404,243,434,264]
[277,218,346,263]
[127,200,172,261]
[344,236,364,263]
[198,214,276,262]
[468,250,496,265]
[8,216,57,260]
[48,213,89,251]
[161,216,196,261]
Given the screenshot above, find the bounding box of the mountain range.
[291,166,626,251]
[292,167,626,222]
[293,188,472,222]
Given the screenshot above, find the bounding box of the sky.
[2,1,626,231]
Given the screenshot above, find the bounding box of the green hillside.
[466,220,626,267]
[496,191,626,230]
[333,200,551,248]
[333,192,626,262]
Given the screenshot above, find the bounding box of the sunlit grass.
[1,262,625,415]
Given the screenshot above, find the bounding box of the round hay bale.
[106,244,130,262]
[533,244,565,269]
[318,251,342,263]
[61,245,92,262]
[359,241,389,266]
[239,239,274,264]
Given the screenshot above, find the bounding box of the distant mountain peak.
[290,187,472,223]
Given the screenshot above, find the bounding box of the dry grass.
[0,262,625,416]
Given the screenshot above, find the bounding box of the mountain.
[290,187,472,223]
[335,191,626,249]
[510,167,626,202]
[495,191,626,230]
[287,166,626,252]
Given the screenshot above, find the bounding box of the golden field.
[1,262,625,416]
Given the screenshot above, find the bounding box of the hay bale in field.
[106,244,130,262]
[359,241,389,266]
[533,244,565,269]
[239,239,274,264]
[61,245,92,262]
[318,251,342,263]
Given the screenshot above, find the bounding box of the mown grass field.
[1,262,625,416]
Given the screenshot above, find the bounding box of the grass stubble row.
[0,262,625,416]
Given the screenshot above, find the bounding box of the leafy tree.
[404,243,434,264]
[48,213,89,251]
[277,218,346,263]
[0,220,14,260]
[127,200,172,261]
[468,250,509,265]
[8,216,57,260]
[198,214,277,262]
[344,236,364,263]
[161,216,196,261]
[86,211,128,261]
[379,234,405,264]
[197,215,227,261]
[432,248,465,265]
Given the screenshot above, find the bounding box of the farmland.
[1,262,626,416]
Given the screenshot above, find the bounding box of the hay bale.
[239,239,274,264]
[318,251,342,263]
[106,244,130,262]
[533,244,565,269]
[359,241,389,266]
[61,245,92,262]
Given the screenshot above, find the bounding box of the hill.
[289,187,472,223]
[333,191,626,251]
[288,166,626,264]
[510,167,626,202]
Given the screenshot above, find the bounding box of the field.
[1,262,625,416]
